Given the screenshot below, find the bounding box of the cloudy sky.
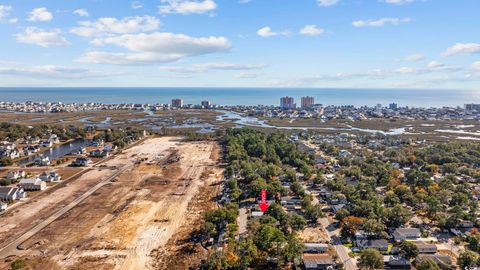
[0,0,479,88]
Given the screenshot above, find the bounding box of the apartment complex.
[301,96,315,109]
[171,99,184,108]
[280,96,296,109]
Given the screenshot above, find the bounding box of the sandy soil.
[0,137,223,270]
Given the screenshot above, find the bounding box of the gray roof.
[394,228,421,235]
[303,254,334,268]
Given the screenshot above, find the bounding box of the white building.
[6,171,26,180]
[39,172,62,182]
[19,178,46,191]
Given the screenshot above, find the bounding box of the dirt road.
[0,137,223,270]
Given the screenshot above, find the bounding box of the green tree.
[458,251,480,269]
[399,241,419,260]
[417,258,440,270]
[289,213,307,231]
[0,157,13,167]
[357,248,383,270]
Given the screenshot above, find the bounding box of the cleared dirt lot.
[0,137,223,270]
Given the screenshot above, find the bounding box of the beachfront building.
[301,96,315,109]
[171,99,184,108]
[280,96,296,110]
[201,100,211,108]
[465,103,480,111]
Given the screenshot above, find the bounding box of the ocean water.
[0,87,478,107]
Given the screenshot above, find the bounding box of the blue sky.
[0,0,479,88]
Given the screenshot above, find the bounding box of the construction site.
[0,137,224,270]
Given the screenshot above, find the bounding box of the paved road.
[319,218,358,270]
[335,245,357,270]
[237,207,248,236]
[0,164,133,259]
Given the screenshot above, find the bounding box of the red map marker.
[259,189,270,212]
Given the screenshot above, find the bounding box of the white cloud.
[396,67,417,74]
[352,17,411,27]
[16,27,70,48]
[257,26,289,37]
[0,5,12,20]
[299,25,325,36]
[9,18,18,24]
[73,9,89,17]
[160,62,266,73]
[404,53,424,62]
[131,1,144,9]
[236,72,259,78]
[380,0,414,5]
[472,61,480,72]
[27,7,53,22]
[427,61,444,69]
[70,16,160,37]
[159,0,216,15]
[0,64,118,79]
[78,32,231,65]
[317,0,340,7]
[442,43,480,57]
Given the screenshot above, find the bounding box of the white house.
[6,170,26,180]
[0,187,26,202]
[72,157,92,167]
[35,156,50,166]
[48,134,60,144]
[18,178,46,191]
[39,141,53,148]
[39,172,61,182]
[0,202,7,212]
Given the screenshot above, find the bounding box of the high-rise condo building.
[171,99,183,108]
[201,100,211,108]
[280,96,296,109]
[301,96,315,109]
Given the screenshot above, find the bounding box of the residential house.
[383,256,410,269]
[39,141,53,148]
[89,149,110,158]
[91,139,104,147]
[304,243,328,254]
[35,156,50,166]
[392,228,421,241]
[39,172,62,182]
[18,178,46,191]
[338,150,351,158]
[6,170,26,180]
[355,239,389,252]
[331,204,346,214]
[415,243,437,254]
[0,202,7,212]
[71,147,87,155]
[72,157,92,167]
[47,134,60,144]
[251,211,264,218]
[280,196,303,206]
[0,187,26,202]
[416,255,452,268]
[457,220,474,228]
[303,253,334,270]
[0,148,20,159]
